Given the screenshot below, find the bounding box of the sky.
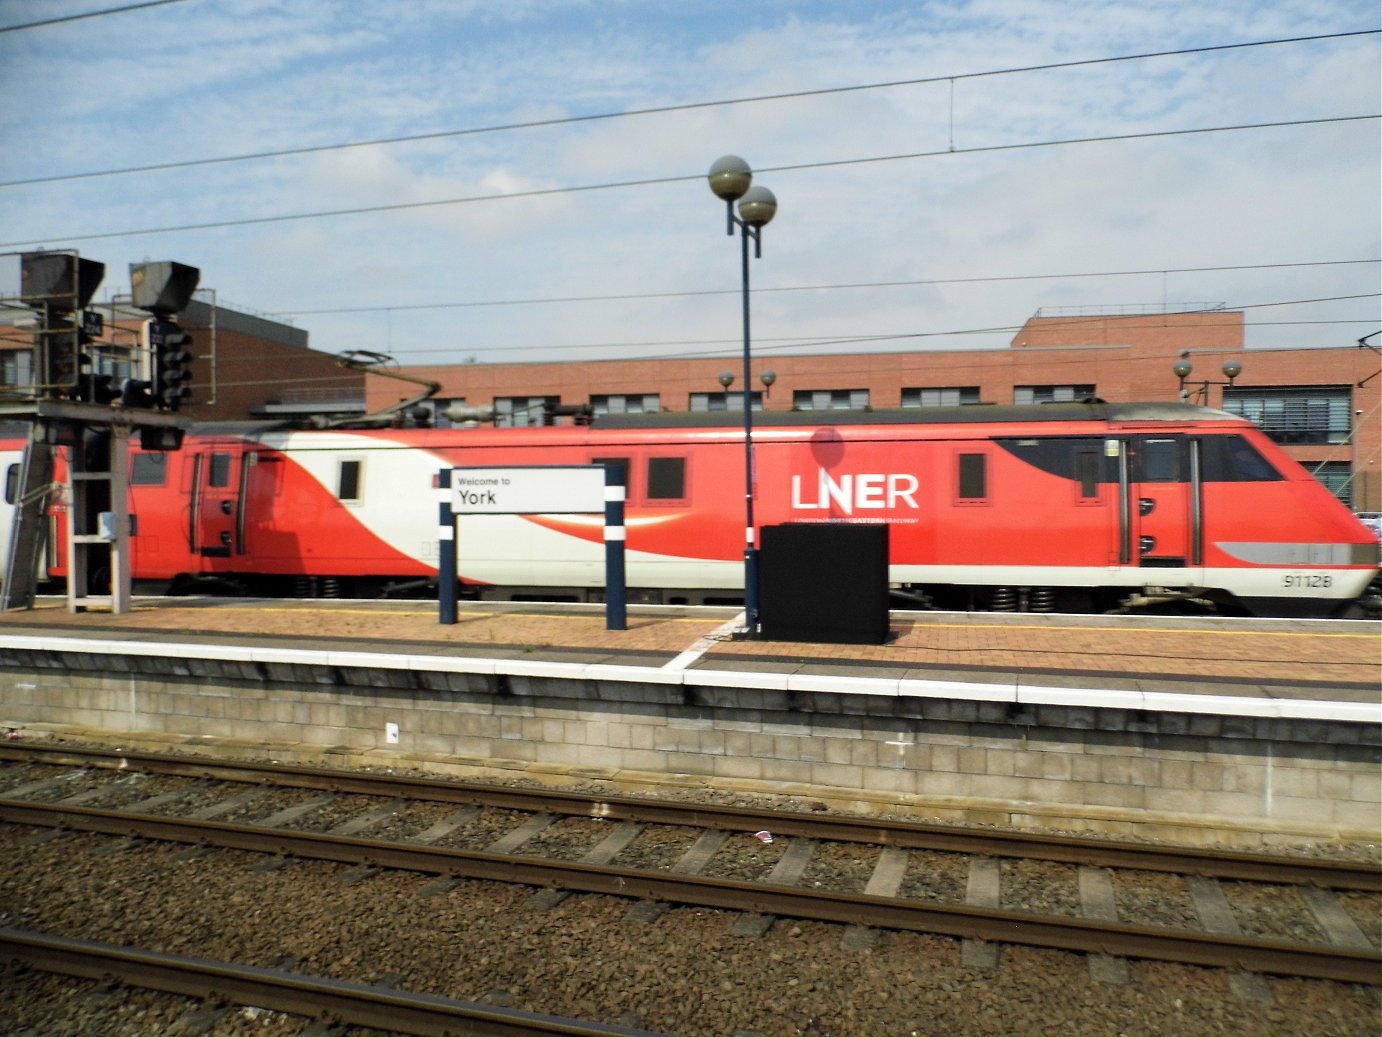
[0,0,1377,382]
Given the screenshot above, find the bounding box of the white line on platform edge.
[661,612,746,670]
[2,632,1376,723]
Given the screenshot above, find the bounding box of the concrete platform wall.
[3,647,1379,847]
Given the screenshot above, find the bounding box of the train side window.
[4,463,17,504]
[131,453,168,486]
[338,459,362,502]
[208,452,232,488]
[646,456,686,503]
[592,456,631,497]
[957,452,987,502]
[1076,450,1101,500]
[1139,438,1180,482]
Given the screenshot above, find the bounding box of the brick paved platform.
[1,597,1377,720]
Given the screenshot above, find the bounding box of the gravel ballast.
[3,824,1379,1036]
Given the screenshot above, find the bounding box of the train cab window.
[208,452,232,488]
[1201,435,1283,482]
[131,453,168,486]
[957,452,987,502]
[646,456,686,503]
[1138,438,1181,482]
[4,463,16,504]
[593,457,631,496]
[338,460,362,502]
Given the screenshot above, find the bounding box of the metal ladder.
[65,426,132,613]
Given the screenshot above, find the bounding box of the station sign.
[439,463,626,630]
[450,465,606,515]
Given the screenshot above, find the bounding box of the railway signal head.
[20,252,107,398]
[147,318,193,411]
[35,312,80,392]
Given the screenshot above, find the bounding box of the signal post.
[1,253,199,614]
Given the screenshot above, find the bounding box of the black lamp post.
[708,155,777,635]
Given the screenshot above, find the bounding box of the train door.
[237,448,283,562]
[189,443,247,564]
[1120,435,1202,570]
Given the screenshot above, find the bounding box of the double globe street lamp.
[707,155,778,635]
[1173,351,1243,405]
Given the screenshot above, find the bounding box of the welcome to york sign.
[438,465,626,630]
[450,466,606,514]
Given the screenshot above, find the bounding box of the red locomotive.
[2,402,1378,617]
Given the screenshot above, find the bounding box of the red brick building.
[370,310,1380,512]
[1,298,364,424]
[5,299,1374,511]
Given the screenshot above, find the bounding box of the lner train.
[1,402,1378,617]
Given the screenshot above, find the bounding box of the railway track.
[3,742,1378,990]
[2,742,1376,890]
[2,927,665,1037]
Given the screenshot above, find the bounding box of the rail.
[2,797,1377,985]
[3,743,1376,892]
[1,927,663,1037]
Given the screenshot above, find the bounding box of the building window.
[902,386,981,407]
[1308,461,1354,507]
[592,394,660,416]
[1014,384,1096,405]
[689,391,763,412]
[793,389,869,411]
[494,395,558,427]
[1,350,33,390]
[1222,386,1351,445]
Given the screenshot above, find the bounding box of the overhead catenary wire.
[2,114,1376,250]
[33,305,1369,395]
[626,295,1382,363]
[274,259,1381,317]
[140,303,1382,378]
[1,29,1374,189]
[198,313,1382,395]
[10,258,1366,356]
[0,0,191,35]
